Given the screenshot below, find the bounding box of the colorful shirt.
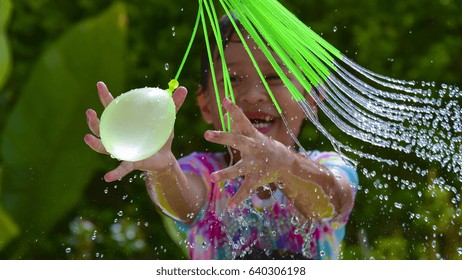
[175,151,358,260]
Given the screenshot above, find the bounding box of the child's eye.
[265,75,281,82]
[229,74,241,84]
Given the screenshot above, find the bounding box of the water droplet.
[290,215,299,225]
[333,26,337,32]
[91,230,97,241]
[117,211,123,217]
[165,63,170,71]
[65,247,71,253]
[275,180,286,189]
[394,202,403,209]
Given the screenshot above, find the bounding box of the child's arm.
[143,153,209,223]
[275,152,355,221]
[204,98,354,221]
[85,82,208,223]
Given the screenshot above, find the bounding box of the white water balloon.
[100,87,176,162]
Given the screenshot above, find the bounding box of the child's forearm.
[144,152,205,223]
[277,152,354,221]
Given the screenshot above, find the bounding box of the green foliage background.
[0,0,461,259]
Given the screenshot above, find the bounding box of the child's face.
[198,32,315,148]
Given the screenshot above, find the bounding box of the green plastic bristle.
[220,0,285,113]
[173,0,344,127]
[173,8,201,82]
[203,0,235,131]
[219,0,342,103]
[201,3,228,132]
[226,0,313,100]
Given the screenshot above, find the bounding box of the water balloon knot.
[167,79,179,95]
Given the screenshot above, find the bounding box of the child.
[84,15,358,260]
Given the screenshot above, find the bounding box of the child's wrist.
[146,152,176,175]
[274,143,298,179]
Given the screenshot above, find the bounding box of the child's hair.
[199,14,242,91]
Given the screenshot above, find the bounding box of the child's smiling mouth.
[245,112,276,133]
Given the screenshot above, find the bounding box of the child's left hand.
[204,98,293,208]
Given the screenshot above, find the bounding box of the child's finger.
[222,98,255,135]
[96,81,114,108]
[228,176,259,209]
[84,134,108,154]
[204,130,252,152]
[103,161,136,182]
[172,86,188,113]
[86,109,101,137]
[209,161,246,183]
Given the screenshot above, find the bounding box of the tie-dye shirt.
[175,151,358,260]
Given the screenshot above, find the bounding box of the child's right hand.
[84,81,188,182]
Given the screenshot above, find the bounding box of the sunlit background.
[0,0,461,259]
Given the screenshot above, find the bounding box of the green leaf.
[0,0,11,89]
[0,203,19,252]
[0,0,16,252]
[1,2,127,245]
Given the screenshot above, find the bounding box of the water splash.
[294,56,462,182]
[152,0,462,259]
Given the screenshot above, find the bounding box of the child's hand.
[204,98,292,208]
[84,81,187,182]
